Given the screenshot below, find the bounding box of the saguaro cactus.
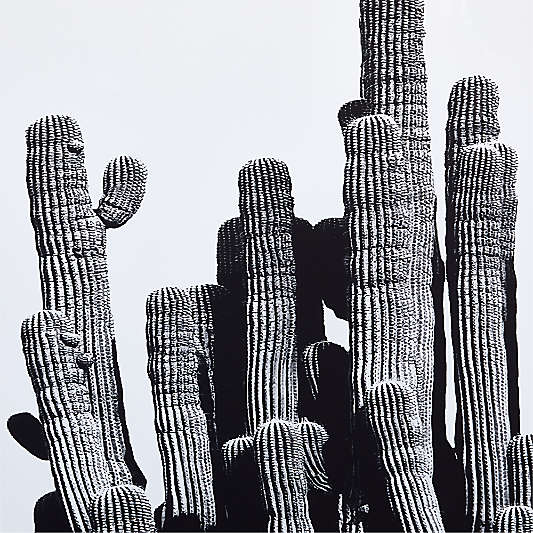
[146,287,216,530]
[25,115,146,488]
[21,310,154,533]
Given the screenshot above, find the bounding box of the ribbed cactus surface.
[146,287,216,530]
[25,115,145,487]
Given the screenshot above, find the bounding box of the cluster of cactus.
[9,0,532,532]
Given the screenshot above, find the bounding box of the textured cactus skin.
[238,158,299,433]
[21,310,155,533]
[254,420,313,533]
[360,0,435,450]
[146,287,216,530]
[447,144,510,531]
[25,115,145,487]
[344,114,414,410]
[366,381,444,533]
[509,435,533,508]
[494,506,533,533]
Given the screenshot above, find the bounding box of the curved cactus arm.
[366,380,444,533]
[96,156,147,229]
[360,0,435,448]
[239,158,298,433]
[254,419,313,533]
[508,435,533,507]
[494,506,533,533]
[25,115,143,486]
[299,420,332,493]
[447,144,510,530]
[22,310,111,530]
[146,287,216,530]
[91,485,155,533]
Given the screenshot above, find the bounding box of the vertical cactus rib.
[25,115,144,486]
[254,419,313,533]
[495,142,520,436]
[359,0,436,446]
[494,506,533,533]
[146,287,216,530]
[239,158,298,433]
[366,380,444,533]
[344,114,414,410]
[91,485,155,533]
[299,420,332,493]
[448,144,510,531]
[22,310,111,531]
[508,435,533,508]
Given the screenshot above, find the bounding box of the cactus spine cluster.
[12,1,532,532]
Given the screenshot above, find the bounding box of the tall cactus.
[25,115,146,488]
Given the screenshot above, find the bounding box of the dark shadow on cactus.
[111,339,147,490]
[355,409,400,533]
[505,263,520,436]
[155,504,202,532]
[34,491,70,533]
[7,412,49,461]
[222,446,266,532]
[431,241,467,532]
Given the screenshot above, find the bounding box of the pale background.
[0,1,531,531]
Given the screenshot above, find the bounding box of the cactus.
[13,0,529,532]
[21,310,155,532]
[25,115,146,488]
[366,380,444,532]
[146,287,216,530]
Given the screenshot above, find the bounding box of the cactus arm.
[359,0,436,448]
[238,158,298,432]
[366,380,444,533]
[146,287,216,530]
[22,310,111,530]
[96,156,147,228]
[495,143,520,436]
[299,420,332,493]
[25,115,143,486]
[494,506,533,532]
[447,144,510,530]
[508,435,533,508]
[344,114,414,410]
[254,419,313,533]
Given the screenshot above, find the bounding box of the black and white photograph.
[1,1,532,532]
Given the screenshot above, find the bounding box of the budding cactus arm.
[508,435,533,508]
[299,420,332,493]
[21,310,155,533]
[146,287,216,530]
[96,155,147,228]
[447,144,510,531]
[25,115,144,487]
[494,506,533,533]
[366,380,444,533]
[254,420,313,533]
